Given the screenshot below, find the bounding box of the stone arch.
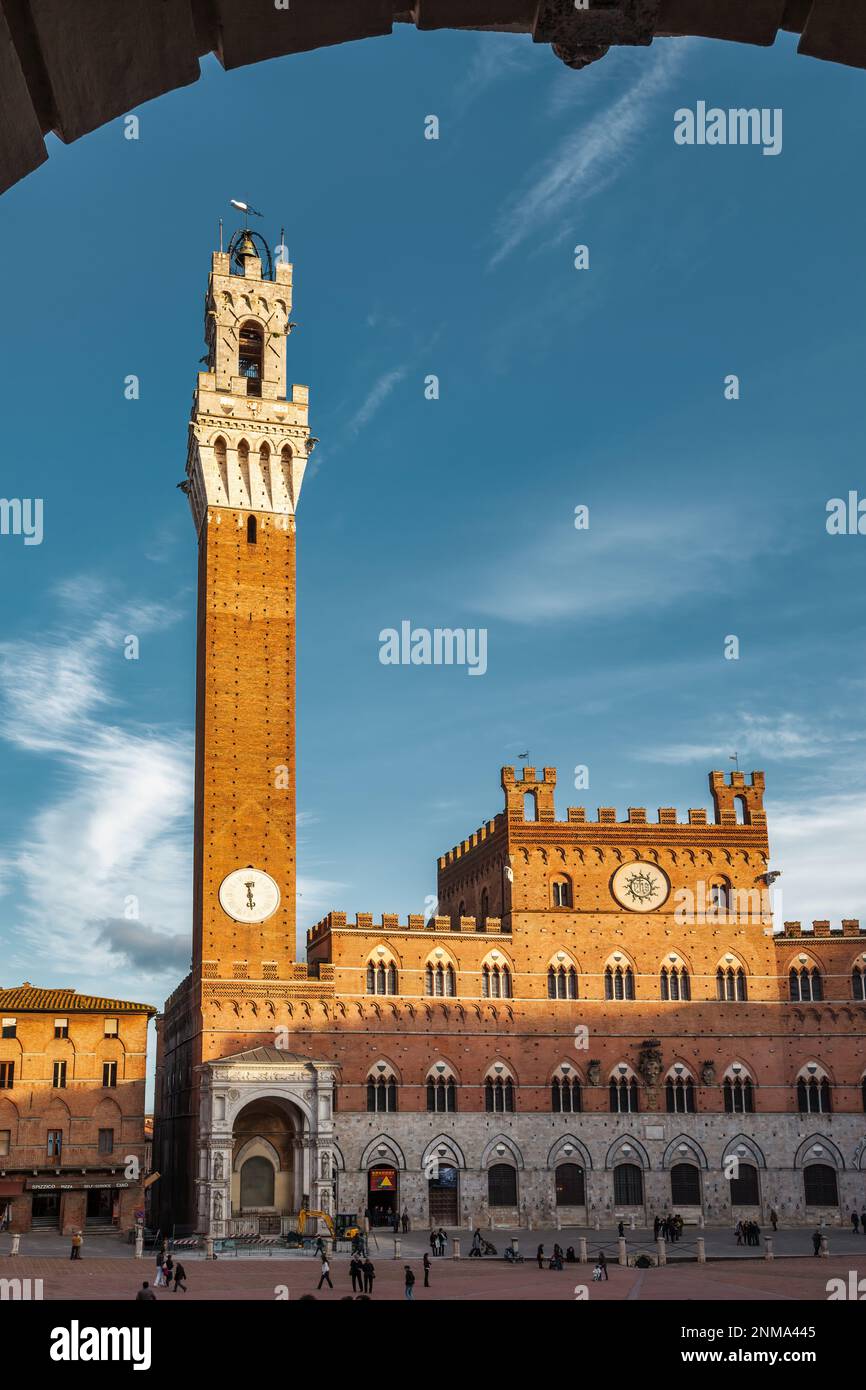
[547,1133,592,1170]
[794,1134,845,1170]
[421,1134,467,1172]
[722,1134,767,1169]
[480,1134,524,1169]
[234,1134,282,1171]
[662,1134,709,1169]
[605,1134,650,1170]
[359,1134,406,1171]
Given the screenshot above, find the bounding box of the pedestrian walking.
[70,1230,83,1261]
[770,1209,778,1232]
[423,1252,431,1288]
[617,1220,624,1238]
[404,1265,416,1300]
[811,1228,821,1256]
[598,1250,608,1281]
[362,1257,375,1294]
[163,1253,174,1285]
[401,1207,410,1233]
[172,1260,187,1293]
[536,1243,545,1269]
[471,1228,481,1255]
[350,1255,363,1292]
[317,1255,333,1290]
[853,1211,861,1234]
[135,1281,157,1301]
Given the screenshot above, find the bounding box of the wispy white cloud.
[488,40,688,269]
[646,713,866,767]
[346,366,409,437]
[0,599,192,998]
[471,501,778,624]
[768,791,866,929]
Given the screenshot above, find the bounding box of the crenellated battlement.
[307,910,509,944]
[438,817,504,868]
[776,919,865,939]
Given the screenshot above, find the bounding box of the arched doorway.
[231,1097,303,1234]
[367,1164,400,1227]
[428,1165,459,1227]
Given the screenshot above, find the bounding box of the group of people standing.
[653,1214,684,1242]
[734,1219,761,1246]
[428,1227,448,1256]
[153,1244,187,1291]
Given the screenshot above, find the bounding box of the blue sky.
[0,27,864,1013]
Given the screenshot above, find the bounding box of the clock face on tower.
[610,860,670,912]
[218,867,281,923]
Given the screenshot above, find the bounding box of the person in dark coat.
[350,1255,363,1292]
[362,1258,375,1294]
[536,1243,545,1269]
[172,1260,187,1292]
[811,1228,822,1256]
[598,1250,608,1281]
[404,1265,416,1300]
[423,1252,431,1288]
[135,1281,157,1300]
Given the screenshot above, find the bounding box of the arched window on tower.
[852,965,866,1001]
[479,888,489,926]
[551,876,572,908]
[734,795,748,825]
[239,321,263,396]
[523,792,537,822]
[246,514,257,544]
[709,879,732,916]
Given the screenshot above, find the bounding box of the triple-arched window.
[665,1070,696,1113]
[484,1067,515,1112]
[796,1065,832,1114]
[660,962,690,1000]
[425,961,456,996]
[366,1066,398,1112]
[482,963,512,998]
[716,964,747,1000]
[551,1071,582,1113]
[723,1066,754,1113]
[605,964,635,1000]
[548,963,578,999]
[426,1065,457,1113]
[366,958,398,995]
[789,966,823,1002]
[609,1068,639,1113]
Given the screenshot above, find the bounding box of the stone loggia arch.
[2,2,864,196]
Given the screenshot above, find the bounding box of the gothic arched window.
[548,964,578,999]
[660,964,690,1000]
[551,876,572,908]
[239,321,263,396]
[605,965,635,1000]
[789,966,823,1002]
[484,1070,515,1112]
[716,965,747,1001]
[551,1073,582,1113]
[366,1068,398,1112]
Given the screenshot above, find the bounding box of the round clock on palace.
[218,867,281,923]
[610,860,670,912]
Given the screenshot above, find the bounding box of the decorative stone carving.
[637,1039,663,1087]
[701,1060,716,1086]
[587,1059,602,1086]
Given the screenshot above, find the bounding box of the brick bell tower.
[184,225,314,982]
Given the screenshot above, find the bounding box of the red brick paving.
[1,1254,862,1301]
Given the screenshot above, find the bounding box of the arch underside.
[2,2,864,196]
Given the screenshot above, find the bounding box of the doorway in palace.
[231,1097,301,1231]
[31,1191,60,1228]
[428,1165,459,1226]
[367,1166,399,1226]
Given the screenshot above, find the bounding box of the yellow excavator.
[290,1209,361,1243]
